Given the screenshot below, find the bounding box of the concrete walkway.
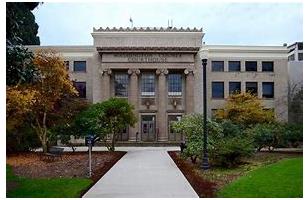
[82,147,198,198]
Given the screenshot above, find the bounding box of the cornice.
[93,27,203,32]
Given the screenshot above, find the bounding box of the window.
[246,82,258,96]
[73,82,86,98]
[212,82,224,98]
[114,73,128,97]
[228,61,241,72]
[141,73,155,96]
[262,61,274,72]
[229,82,241,95]
[298,43,303,50]
[168,74,182,96]
[73,61,86,72]
[262,82,274,98]
[288,54,295,61]
[212,61,224,72]
[64,61,69,71]
[298,53,303,61]
[245,61,257,71]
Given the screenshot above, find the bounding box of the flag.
[129,17,133,23]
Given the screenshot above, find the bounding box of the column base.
[128,138,137,142]
[157,136,168,142]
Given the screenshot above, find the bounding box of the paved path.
[82,147,198,198]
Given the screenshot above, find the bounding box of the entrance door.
[141,115,156,141]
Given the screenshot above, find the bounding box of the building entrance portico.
[91,27,203,143]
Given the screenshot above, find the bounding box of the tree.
[6,2,41,86]
[6,2,40,45]
[7,49,77,152]
[75,98,137,151]
[172,114,254,167]
[6,45,39,86]
[49,97,90,151]
[288,86,303,124]
[215,92,275,127]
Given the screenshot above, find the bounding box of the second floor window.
[262,61,274,72]
[73,61,86,72]
[212,61,224,72]
[168,74,182,96]
[114,73,128,97]
[228,61,241,72]
[141,73,155,96]
[245,61,257,71]
[73,81,86,98]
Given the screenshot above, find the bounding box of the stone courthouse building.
[28,27,289,143]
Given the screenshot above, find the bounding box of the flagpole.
[130,17,133,28]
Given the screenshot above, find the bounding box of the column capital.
[184,68,194,76]
[156,68,169,76]
[100,68,112,76]
[128,68,140,76]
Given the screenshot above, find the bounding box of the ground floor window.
[168,115,183,141]
[246,82,258,96]
[73,81,86,98]
[116,127,129,141]
[262,82,274,98]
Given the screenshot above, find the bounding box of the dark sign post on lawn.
[85,135,100,177]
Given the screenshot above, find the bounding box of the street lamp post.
[201,58,210,170]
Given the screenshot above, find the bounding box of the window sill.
[72,71,87,73]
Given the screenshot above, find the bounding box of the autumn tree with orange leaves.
[7,49,77,152]
[214,92,275,127]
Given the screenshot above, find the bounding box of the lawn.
[169,151,302,197]
[6,165,92,198]
[217,157,303,198]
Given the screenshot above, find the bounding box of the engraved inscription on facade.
[113,53,182,63]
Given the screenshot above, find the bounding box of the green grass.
[6,165,93,198]
[217,157,303,198]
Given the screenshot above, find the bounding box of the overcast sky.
[32,2,303,46]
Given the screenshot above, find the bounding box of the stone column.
[101,68,112,101]
[156,69,168,141]
[128,68,140,141]
[184,69,194,114]
[184,68,195,114]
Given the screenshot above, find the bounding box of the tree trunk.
[32,112,49,153]
[110,132,116,152]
